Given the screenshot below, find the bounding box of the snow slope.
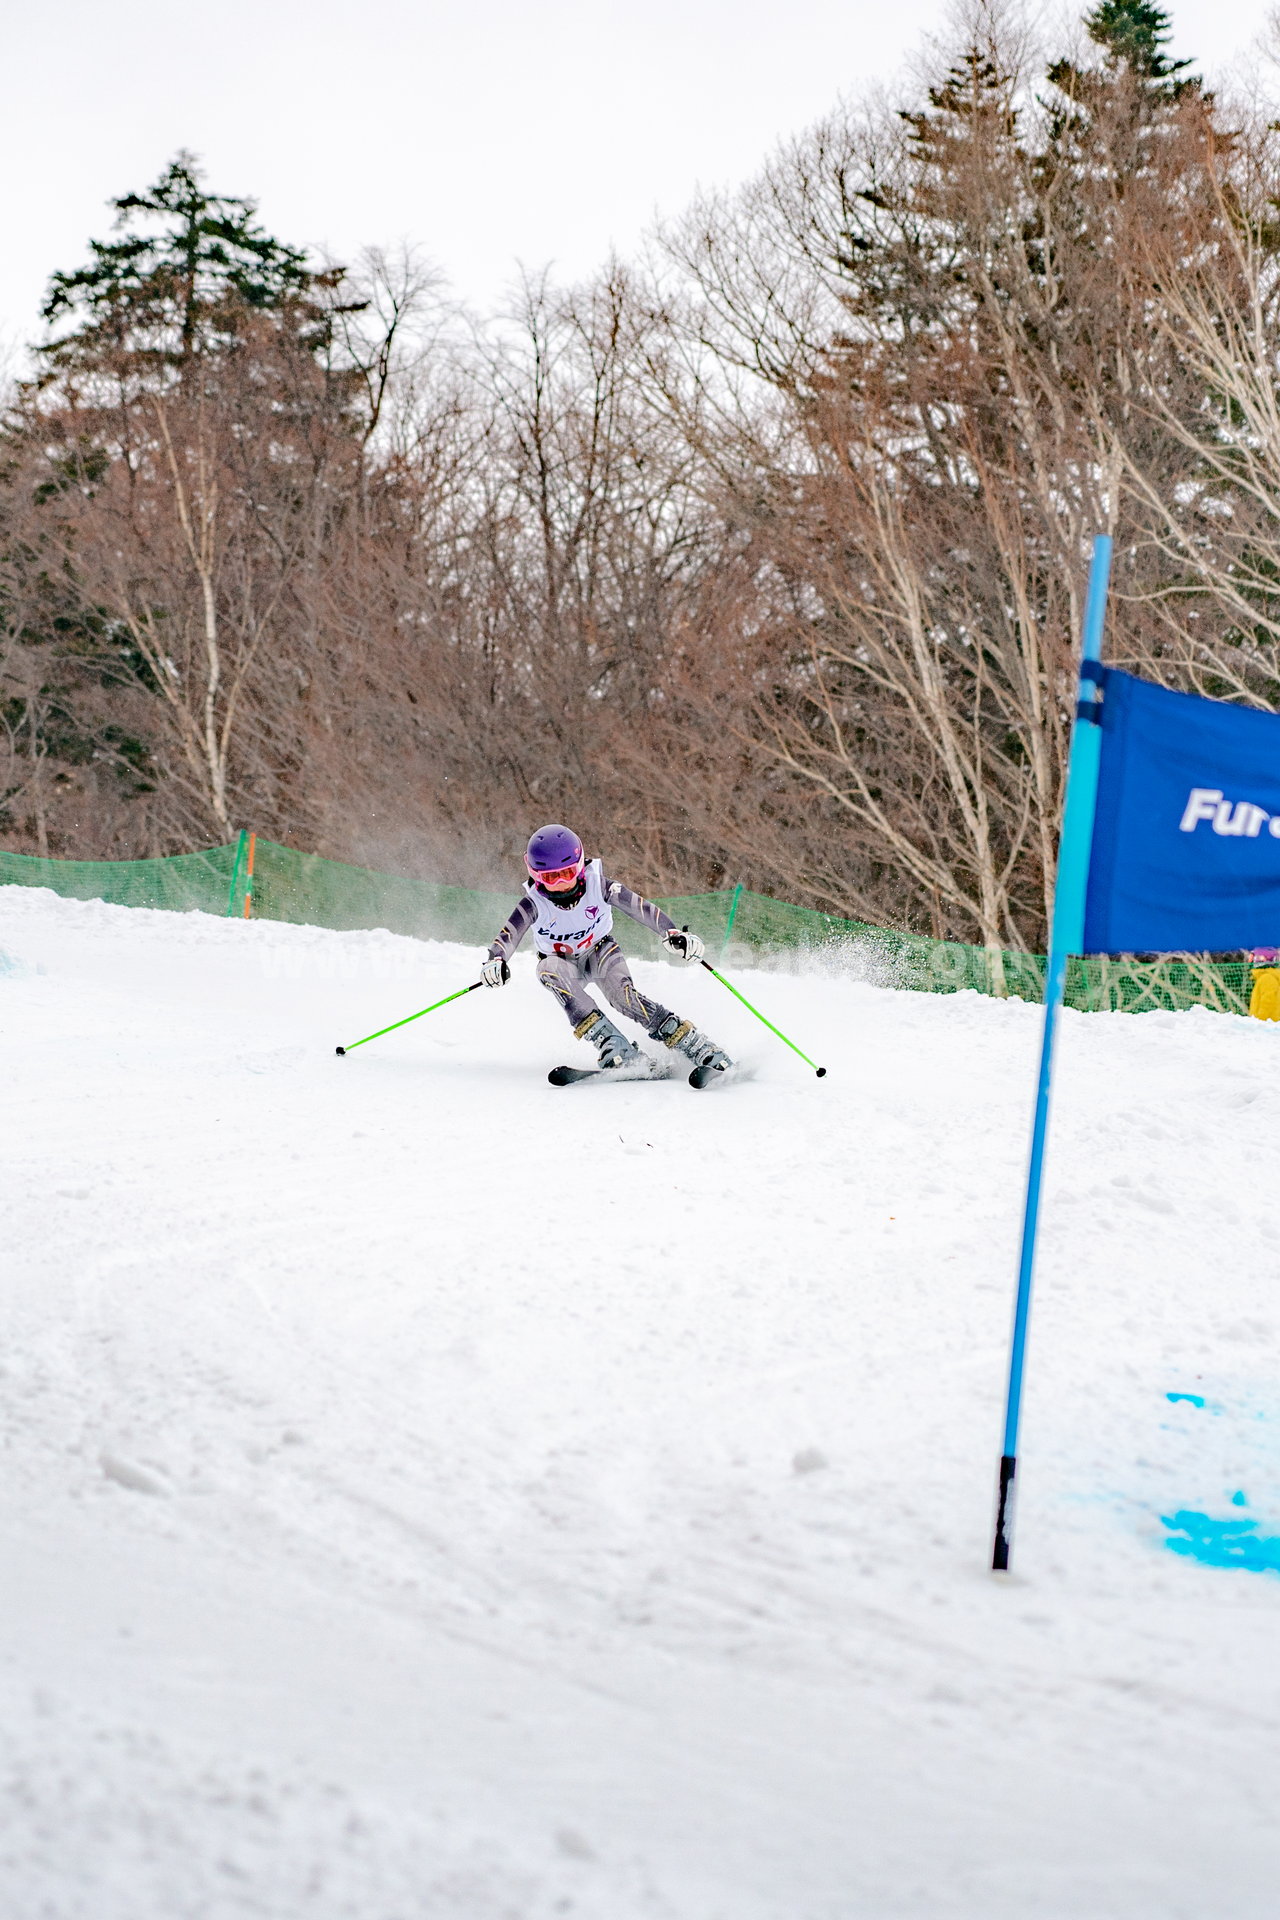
[2,885,1279,1919]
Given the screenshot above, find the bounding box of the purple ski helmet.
[525,823,585,891]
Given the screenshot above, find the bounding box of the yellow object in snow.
[1249,967,1280,1021]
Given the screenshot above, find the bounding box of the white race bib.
[529,858,614,956]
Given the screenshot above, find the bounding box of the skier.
[481,824,733,1079]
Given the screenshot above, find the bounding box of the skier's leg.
[588,937,730,1064]
[536,952,597,1029]
[586,936,673,1036]
[651,1012,733,1072]
[537,950,642,1068]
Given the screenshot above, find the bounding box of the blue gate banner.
[1083,668,1280,954]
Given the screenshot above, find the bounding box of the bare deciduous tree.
[6,15,1280,956]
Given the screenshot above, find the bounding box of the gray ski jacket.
[486,872,677,963]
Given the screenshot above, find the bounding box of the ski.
[548,1056,664,1087]
[689,1060,733,1089]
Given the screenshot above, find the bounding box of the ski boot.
[654,1014,732,1074]
[575,1009,644,1070]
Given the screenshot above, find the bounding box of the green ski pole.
[335,980,482,1056]
[691,943,826,1076]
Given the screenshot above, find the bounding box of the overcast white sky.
[3,0,1275,353]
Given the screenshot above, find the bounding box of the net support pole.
[241,833,257,920]
[225,830,247,916]
[720,881,745,963]
[992,534,1112,1574]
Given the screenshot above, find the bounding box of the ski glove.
[662,928,705,965]
[481,955,510,988]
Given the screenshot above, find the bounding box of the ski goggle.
[531,859,584,892]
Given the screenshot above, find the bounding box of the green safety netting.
[0,835,1256,1016]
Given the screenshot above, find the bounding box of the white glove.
[662,927,705,964]
[481,955,510,987]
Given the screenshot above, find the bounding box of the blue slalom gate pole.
[992,535,1112,1573]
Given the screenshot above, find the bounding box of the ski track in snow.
[2,884,1280,1918]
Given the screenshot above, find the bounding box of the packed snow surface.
[3,886,1280,1918]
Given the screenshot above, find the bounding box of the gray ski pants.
[536,934,673,1036]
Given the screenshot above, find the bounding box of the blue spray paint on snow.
[1162,1508,1280,1575]
[1154,1386,1280,1572]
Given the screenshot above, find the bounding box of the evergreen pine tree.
[1084,1,1191,81]
[1049,0,1196,101]
[39,153,315,378]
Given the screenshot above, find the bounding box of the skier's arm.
[487,894,537,963]
[603,876,677,938]
[603,877,706,963]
